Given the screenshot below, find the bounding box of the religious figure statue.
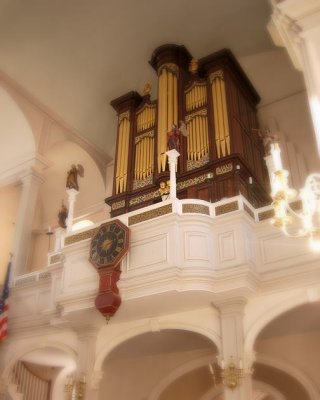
[253,128,279,155]
[167,121,188,152]
[66,164,84,191]
[57,202,68,229]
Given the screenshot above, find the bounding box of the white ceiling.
[0,0,276,157]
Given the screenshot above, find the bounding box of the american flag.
[0,261,11,341]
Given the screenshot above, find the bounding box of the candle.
[271,143,283,171]
[208,364,214,374]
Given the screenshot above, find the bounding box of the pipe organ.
[106,44,269,216]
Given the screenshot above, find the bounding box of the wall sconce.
[208,357,244,390]
[64,374,86,399]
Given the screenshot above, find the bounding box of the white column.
[216,297,253,400]
[54,227,64,252]
[66,188,79,233]
[165,149,180,199]
[11,170,44,277]
[268,0,320,154]
[76,328,99,400]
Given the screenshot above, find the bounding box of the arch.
[0,86,35,172]
[254,380,285,400]
[1,340,77,382]
[244,292,311,357]
[256,353,319,400]
[149,354,218,400]
[94,321,221,375]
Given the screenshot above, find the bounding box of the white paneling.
[184,231,209,261]
[218,231,236,263]
[129,233,168,270]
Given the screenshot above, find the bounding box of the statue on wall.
[167,121,188,152]
[66,164,84,191]
[255,129,279,155]
[158,180,170,200]
[57,202,68,229]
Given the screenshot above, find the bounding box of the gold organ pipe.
[119,121,125,193]
[151,137,154,173]
[157,71,164,172]
[212,79,221,158]
[161,69,168,172]
[143,137,147,178]
[199,116,204,157]
[116,121,123,193]
[192,118,196,160]
[220,79,230,155]
[168,72,174,129]
[216,78,226,157]
[196,116,201,159]
[186,121,190,159]
[146,137,150,176]
[134,143,137,180]
[123,118,130,191]
[204,116,209,155]
[138,138,142,179]
[173,74,178,125]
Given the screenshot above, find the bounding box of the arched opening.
[98,329,218,400]
[6,345,76,400]
[252,302,320,400]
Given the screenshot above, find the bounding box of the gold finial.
[143,83,151,96]
[189,58,199,74]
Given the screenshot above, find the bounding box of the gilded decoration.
[128,204,173,225]
[258,209,275,221]
[215,201,239,216]
[185,108,207,123]
[182,204,210,215]
[243,203,255,219]
[143,83,151,95]
[135,130,154,144]
[177,174,209,191]
[111,200,126,211]
[50,253,61,264]
[216,163,233,175]
[14,275,37,287]
[64,227,99,245]
[158,63,179,76]
[129,190,160,206]
[210,70,224,83]
[133,174,153,190]
[118,111,130,124]
[189,58,199,74]
[39,271,52,281]
[187,154,210,171]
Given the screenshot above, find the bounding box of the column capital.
[214,296,247,314]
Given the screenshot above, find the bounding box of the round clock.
[89,220,129,268]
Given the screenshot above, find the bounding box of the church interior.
[0,0,320,399]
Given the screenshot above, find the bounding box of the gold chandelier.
[208,357,244,389]
[269,143,320,252]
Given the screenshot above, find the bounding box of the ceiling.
[0,0,276,157]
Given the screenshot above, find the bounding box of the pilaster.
[11,169,44,277]
[216,297,253,400]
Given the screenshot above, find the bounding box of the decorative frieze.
[215,201,239,216]
[216,163,233,175]
[111,200,126,211]
[182,204,210,215]
[128,204,172,225]
[64,227,99,245]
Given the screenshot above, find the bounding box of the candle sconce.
[64,374,86,400]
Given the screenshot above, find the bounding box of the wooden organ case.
[106,44,270,217]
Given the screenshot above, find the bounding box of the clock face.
[90,220,129,268]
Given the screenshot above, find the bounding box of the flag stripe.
[0,261,11,341]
